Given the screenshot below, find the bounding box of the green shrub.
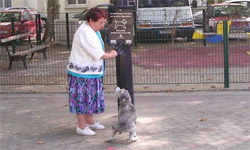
[207,0,214,5]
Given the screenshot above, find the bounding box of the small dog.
[106,87,137,142]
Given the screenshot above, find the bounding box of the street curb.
[0,87,249,95]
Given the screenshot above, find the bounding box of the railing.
[0,13,249,90]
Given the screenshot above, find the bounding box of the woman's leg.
[85,114,105,129]
[84,114,94,125]
[76,114,95,127]
[76,114,87,129]
[76,114,96,136]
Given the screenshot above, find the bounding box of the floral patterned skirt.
[68,73,105,114]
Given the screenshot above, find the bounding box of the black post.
[133,4,137,47]
[35,14,39,45]
[11,17,15,54]
[202,9,206,47]
[223,20,229,88]
[66,13,70,49]
[114,0,134,105]
[11,17,15,34]
[38,14,42,45]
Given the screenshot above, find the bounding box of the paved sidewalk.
[0,91,249,150]
[0,82,249,94]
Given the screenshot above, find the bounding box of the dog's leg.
[106,129,117,142]
[129,128,137,142]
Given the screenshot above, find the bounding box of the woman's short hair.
[86,7,108,22]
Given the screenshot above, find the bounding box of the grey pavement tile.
[1,91,249,150]
[189,144,219,150]
[227,141,250,150]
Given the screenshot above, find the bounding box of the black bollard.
[109,1,135,106]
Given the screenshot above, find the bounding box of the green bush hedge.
[207,0,214,5]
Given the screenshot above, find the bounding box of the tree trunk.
[171,10,179,45]
[42,0,60,43]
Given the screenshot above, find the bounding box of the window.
[212,5,247,17]
[0,0,3,8]
[0,12,20,22]
[68,0,86,5]
[5,0,11,7]
[138,0,189,8]
[231,1,250,10]
[0,0,11,9]
[22,11,31,21]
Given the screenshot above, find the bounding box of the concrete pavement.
[0,91,249,150]
[0,82,249,94]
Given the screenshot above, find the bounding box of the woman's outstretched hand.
[101,50,118,59]
[109,50,118,57]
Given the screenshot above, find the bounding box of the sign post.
[108,2,135,105]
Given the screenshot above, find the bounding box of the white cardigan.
[67,22,105,75]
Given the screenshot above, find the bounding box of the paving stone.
[0,91,249,150]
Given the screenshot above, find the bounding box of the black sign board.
[108,6,134,45]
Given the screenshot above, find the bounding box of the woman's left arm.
[101,50,118,59]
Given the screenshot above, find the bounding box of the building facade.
[0,0,11,10]
[2,0,231,12]
[9,0,110,13]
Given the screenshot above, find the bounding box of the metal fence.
[0,13,249,88]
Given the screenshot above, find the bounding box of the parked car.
[0,9,41,39]
[72,12,83,19]
[193,10,204,26]
[73,9,89,24]
[136,0,195,41]
[205,3,250,32]
[194,1,250,28]
[223,0,250,10]
[5,7,47,28]
[72,4,113,21]
[72,4,113,42]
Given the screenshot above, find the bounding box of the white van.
[136,0,195,40]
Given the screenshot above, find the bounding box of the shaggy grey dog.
[106,87,137,142]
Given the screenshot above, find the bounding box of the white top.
[67,22,105,76]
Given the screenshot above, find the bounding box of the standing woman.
[67,7,117,136]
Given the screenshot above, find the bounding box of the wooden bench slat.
[0,32,31,43]
[2,32,48,70]
[10,45,47,57]
[30,45,48,51]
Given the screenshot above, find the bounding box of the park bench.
[0,32,48,70]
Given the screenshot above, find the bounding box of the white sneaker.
[76,126,96,136]
[88,122,105,130]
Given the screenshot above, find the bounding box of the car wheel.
[187,35,193,42]
[209,27,216,33]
